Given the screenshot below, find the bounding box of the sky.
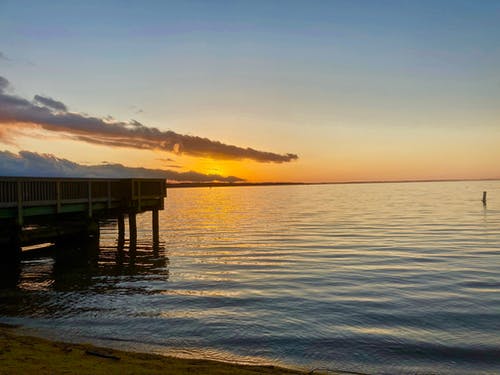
[0,0,499,182]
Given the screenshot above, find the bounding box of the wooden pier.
[0,177,166,259]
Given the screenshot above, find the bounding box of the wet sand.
[0,325,312,374]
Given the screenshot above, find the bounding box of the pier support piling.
[87,219,99,238]
[5,222,22,263]
[128,211,137,252]
[482,191,487,205]
[152,209,159,251]
[117,213,125,249]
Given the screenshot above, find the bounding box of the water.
[1,181,500,374]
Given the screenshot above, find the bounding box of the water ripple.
[1,181,500,374]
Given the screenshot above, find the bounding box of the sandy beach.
[0,324,313,375]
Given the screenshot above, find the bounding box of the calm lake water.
[1,181,500,374]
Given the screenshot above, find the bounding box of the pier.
[0,177,166,259]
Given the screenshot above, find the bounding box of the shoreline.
[166,178,499,189]
[0,324,318,374]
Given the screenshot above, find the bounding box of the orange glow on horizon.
[3,124,499,184]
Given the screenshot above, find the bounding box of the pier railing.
[0,177,166,224]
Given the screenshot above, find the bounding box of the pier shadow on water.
[0,219,169,316]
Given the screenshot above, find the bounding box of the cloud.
[0,52,9,61]
[0,150,245,183]
[156,157,181,168]
[131,105,144,114]
[0,76,298,163]
[0,76,9,90]
[34,95,67,112]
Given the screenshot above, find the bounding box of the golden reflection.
[159,289,241,298]
[151,346,279,368]
[156,309,254,320]
[16,260,55,291]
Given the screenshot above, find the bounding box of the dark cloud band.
[0,150,245,183]
[0,76,298,163]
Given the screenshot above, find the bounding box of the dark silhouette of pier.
[0,177,166,260]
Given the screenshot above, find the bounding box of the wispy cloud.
[130,105,144,114]
[0,150,245,182]
[156,157,182,169]
[0,76,298,163]
[33,95,67,112]
[0,51,9,61]
[0,76,9,89]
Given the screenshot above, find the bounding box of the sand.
[0,324,314,375]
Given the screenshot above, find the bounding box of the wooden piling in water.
[482,191,487,205]
[152,209,159,250]
[128,211,137,252]
[117,213,125,248]
[5,222,21,262]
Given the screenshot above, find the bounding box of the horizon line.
[167,177,500,188]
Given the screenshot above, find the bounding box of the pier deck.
[0,177,166,253]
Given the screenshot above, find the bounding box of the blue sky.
[1,0,499,181]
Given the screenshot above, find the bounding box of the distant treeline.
[166,182,306,189]
[166,178,500,189]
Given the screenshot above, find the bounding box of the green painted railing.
[0,177,166,224]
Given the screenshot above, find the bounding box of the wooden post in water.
[6,221,22,262]
[117,213,125,249]
[128,211,137,252]
[87,219,100,239]
[152,208,159,251]
[482,191,487,205]
[85,219,100,260]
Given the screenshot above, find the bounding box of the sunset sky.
[1,0,499,182]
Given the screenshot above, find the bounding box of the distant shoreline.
[167,178,500,189]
